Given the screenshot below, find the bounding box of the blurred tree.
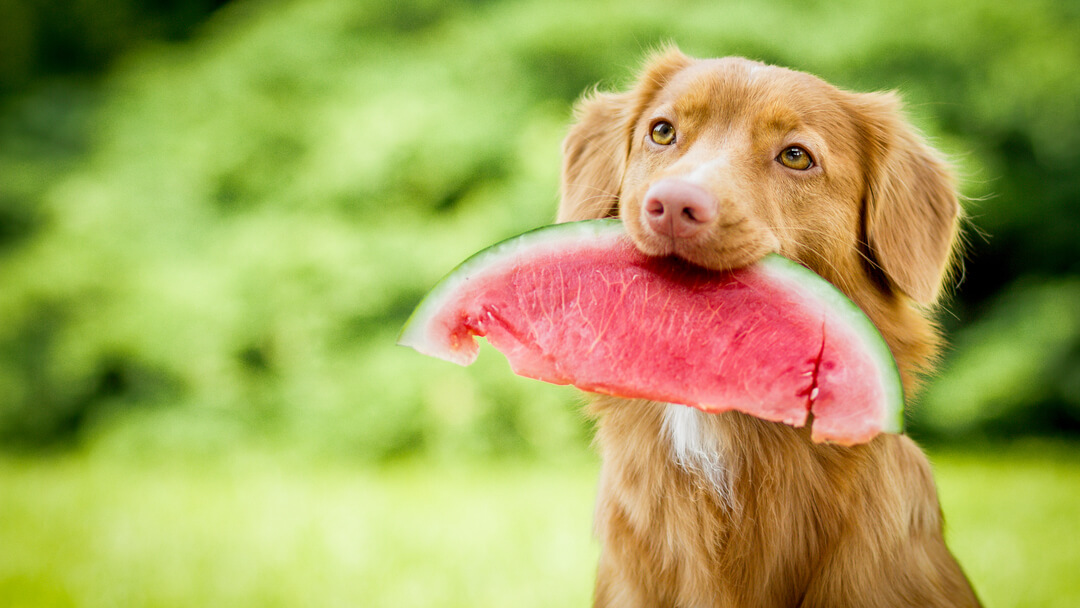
[0,0,230,94]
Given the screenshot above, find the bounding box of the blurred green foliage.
[0,0,226,93]
[0,0,1078,456]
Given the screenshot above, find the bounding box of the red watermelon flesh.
[398,219,903,445]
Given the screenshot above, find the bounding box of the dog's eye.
[650,121,676,146]
[777,146,813,170]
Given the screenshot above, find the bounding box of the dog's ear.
[557,91,633,222]
[853,92,961,305]
[558,47,692,222]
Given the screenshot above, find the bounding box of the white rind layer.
[397,220,627,365]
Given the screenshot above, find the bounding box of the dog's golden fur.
[558,48,980,607]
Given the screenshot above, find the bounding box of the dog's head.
[558,47,960,308]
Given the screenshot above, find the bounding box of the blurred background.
[0,0,1077,605]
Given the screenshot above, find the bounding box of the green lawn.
[0,443,1077,607]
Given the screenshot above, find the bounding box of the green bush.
[0,0,1077,456]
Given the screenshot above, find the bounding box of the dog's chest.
[662,404,736,508]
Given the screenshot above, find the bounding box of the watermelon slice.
[398,219,903,444]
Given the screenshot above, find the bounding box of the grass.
[0,452,600,608]
[932,442,1080,607]
[0,442,1077,607]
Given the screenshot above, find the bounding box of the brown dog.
[558,47,981,607]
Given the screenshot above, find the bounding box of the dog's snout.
[643,179,717,239]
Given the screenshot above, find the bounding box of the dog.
[557,47,981,607]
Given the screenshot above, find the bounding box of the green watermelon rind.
[398,218,904,434]
[756,255,905,434]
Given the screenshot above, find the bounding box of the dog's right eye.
[650,121,676,146]
[778,146,814,170]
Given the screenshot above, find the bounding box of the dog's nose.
[643,179,717,239]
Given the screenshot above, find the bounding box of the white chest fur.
[662,403,737,510]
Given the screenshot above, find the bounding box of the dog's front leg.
[593,547,667,608]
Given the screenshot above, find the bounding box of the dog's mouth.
[646,237,774,273]
[622,209,780,273]
[620,178,780,272]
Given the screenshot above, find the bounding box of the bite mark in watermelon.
[398,219,904,445]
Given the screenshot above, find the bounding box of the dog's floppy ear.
[557,91,633,222]
[853,92,961,305]
[557,47,692,222]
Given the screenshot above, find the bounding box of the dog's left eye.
[778,146,814,170]
[650,121,676,146]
